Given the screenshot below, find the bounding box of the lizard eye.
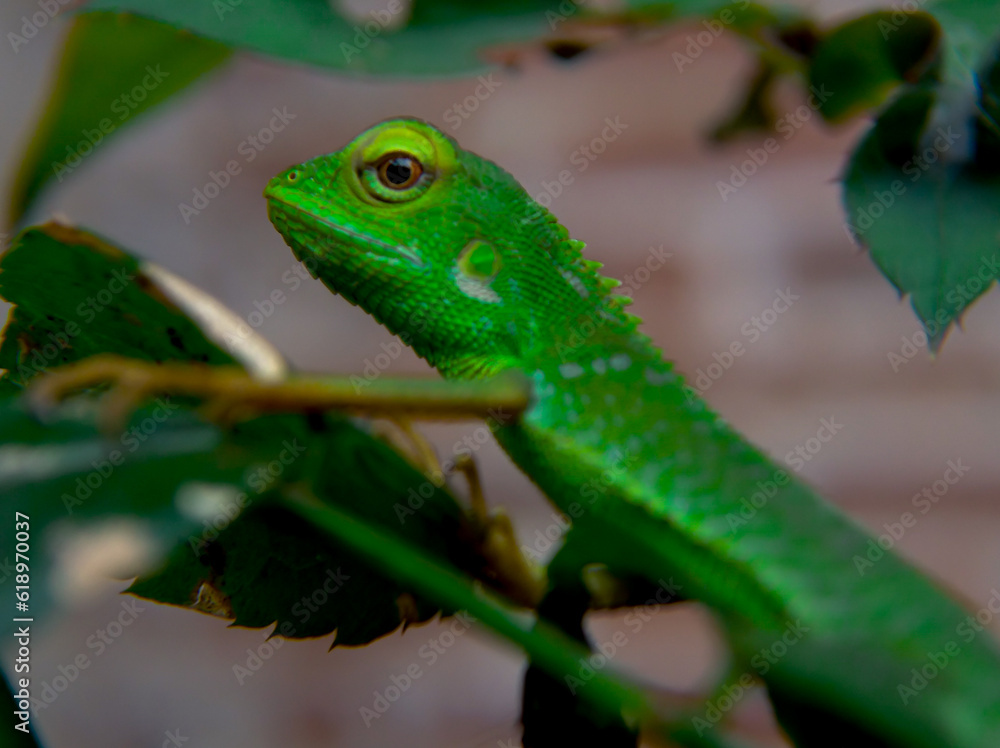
[359,151,432,203]
[377,153,422,189]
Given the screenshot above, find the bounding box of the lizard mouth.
[264,185,424,269]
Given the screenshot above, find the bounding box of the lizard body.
[264,118,1000,747]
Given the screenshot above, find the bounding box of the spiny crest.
[567,240,652,347]
[521,201,652,346]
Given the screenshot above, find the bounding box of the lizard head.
[264,118,638,378]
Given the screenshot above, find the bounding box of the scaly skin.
[264,118,1000,747]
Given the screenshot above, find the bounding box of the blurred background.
[2,0,999,745]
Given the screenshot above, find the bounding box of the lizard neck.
[431,299,660,381]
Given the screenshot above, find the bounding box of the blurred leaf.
[83,0,566,76]
[842,2,1000,349]
[130,413,480,646]
[81,0,813,79]
[0,222,237,393]
[809,10,940,122]
[931,0,1000,80]
[0,223,476,649]
[8,12,231,225]
[681,4,817,142]
[0,396,282,637]
[843,90,1000,350]
[711,62,779,141]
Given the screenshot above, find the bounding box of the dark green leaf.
[710,62,780,142]
[83,0,566,76]
[809,11,940,122]
[0,397,297,637]
[0,222,237,391]
[841,3,1000,348]
[130,413,481,646]
[0,223,475,647]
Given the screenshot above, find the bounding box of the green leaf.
[0,222,238,391]
[0,223,474,648]
[130,413,480,646]
[82,0,567,77]
[931,0,1000,77]
[710,62,780,142]
[8,12,231,225]
[0,397,294,637]
[842,4,1000,349]
[809,10,940,122]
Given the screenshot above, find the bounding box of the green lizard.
[259,118,1000,747]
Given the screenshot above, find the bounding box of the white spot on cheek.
[456,274,501,304]
[592,359,607,374]
[559,362,585,379]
